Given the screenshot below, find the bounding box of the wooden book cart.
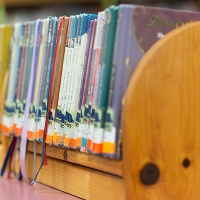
[1,21,200,200]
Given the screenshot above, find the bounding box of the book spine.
[46,17,69,145]
[2,23,23,135]
[92,7,118,155]
[54,17,71,145]
[38,18,55,139]
[64,16,78,148]
[35,18,48,141]
[75,19,97,149]
[102,6,129,158]
[71,19,94,149]
[28,20,43,141]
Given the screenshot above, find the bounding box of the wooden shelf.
[26,152,125,200]
[27,141,123,177]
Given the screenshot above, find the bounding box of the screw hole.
[140,163,159,185]
[63,150,67,161]
[183,158,190,168]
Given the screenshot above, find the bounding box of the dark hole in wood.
[63,150,67,161]
[140,163,159,185]
[183,158,190,168]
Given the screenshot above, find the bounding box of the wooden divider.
[123,21,200,200]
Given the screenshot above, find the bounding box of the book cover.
[79,16,97,152]
[55,16,72,146]
[38,17,58,141]
[86,10,109,152]
[1,23,23,135]
[13,22,28,136]
[16,21,36,136]
[104,4,200,159]
[63,15,78,148]
[34,18,49,141]
[79,12,104,152]
[46,16,69,145]
[102,5,131,159]
[71,17,96,149]
[27,19,43,141]
[92,6,118,155]
[0,25,12,131]
[68,14,90,149]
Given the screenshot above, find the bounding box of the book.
[16,21,36,137]
[13,22,28,136]
[92,6,118,155]
[55,15,76,147]
[71,17,96,149]
[77,15,97,152]
[38,17,58,141]
[104,4,200,159]
[81,11,105,153]
[63,15,79,148]
[34,18,49,141]
[79,12,105,152]
[55,16,72,146]
[1,23,23,135]
[46,16,69,145]
[102,5,131,159]
[27,19,43,141]
[0,25,12,130]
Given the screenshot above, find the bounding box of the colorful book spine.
[55,17,72,146]
[69,14,91,149]
[35,18,49,141]
[92,6,118,155]
[0,25,12,131]
[1,23,23,135]
[63,15,78,148]
[17,21,36,136]
[79,19,97,150]
[0,26,3,93]
[103,4,200,159]
[81,11,105,152]
[38,17,58,141]
[46,16,69,145]
[78,14,99,151]
[102,5,131,159]
[71,17,96,149]
[27,19,43,141]
[13,22,28,136]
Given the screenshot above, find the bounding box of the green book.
[92,6,118,155]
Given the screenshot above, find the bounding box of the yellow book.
[1,25,12,88]
[0,25,12,128]
[0,25,3,90]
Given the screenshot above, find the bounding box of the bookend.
[123,21,200,200]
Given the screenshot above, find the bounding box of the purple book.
[103,4,200,159]
[72,19,94,149]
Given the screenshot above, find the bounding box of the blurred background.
[0,0,199,24]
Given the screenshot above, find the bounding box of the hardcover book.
[104,4,200,159]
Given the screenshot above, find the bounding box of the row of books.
[1,4,200,159]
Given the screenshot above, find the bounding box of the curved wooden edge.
[122,22,200,199]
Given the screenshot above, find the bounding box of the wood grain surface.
[26,152,125,200]
[27,142,123,177]
[123,22,200,200]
